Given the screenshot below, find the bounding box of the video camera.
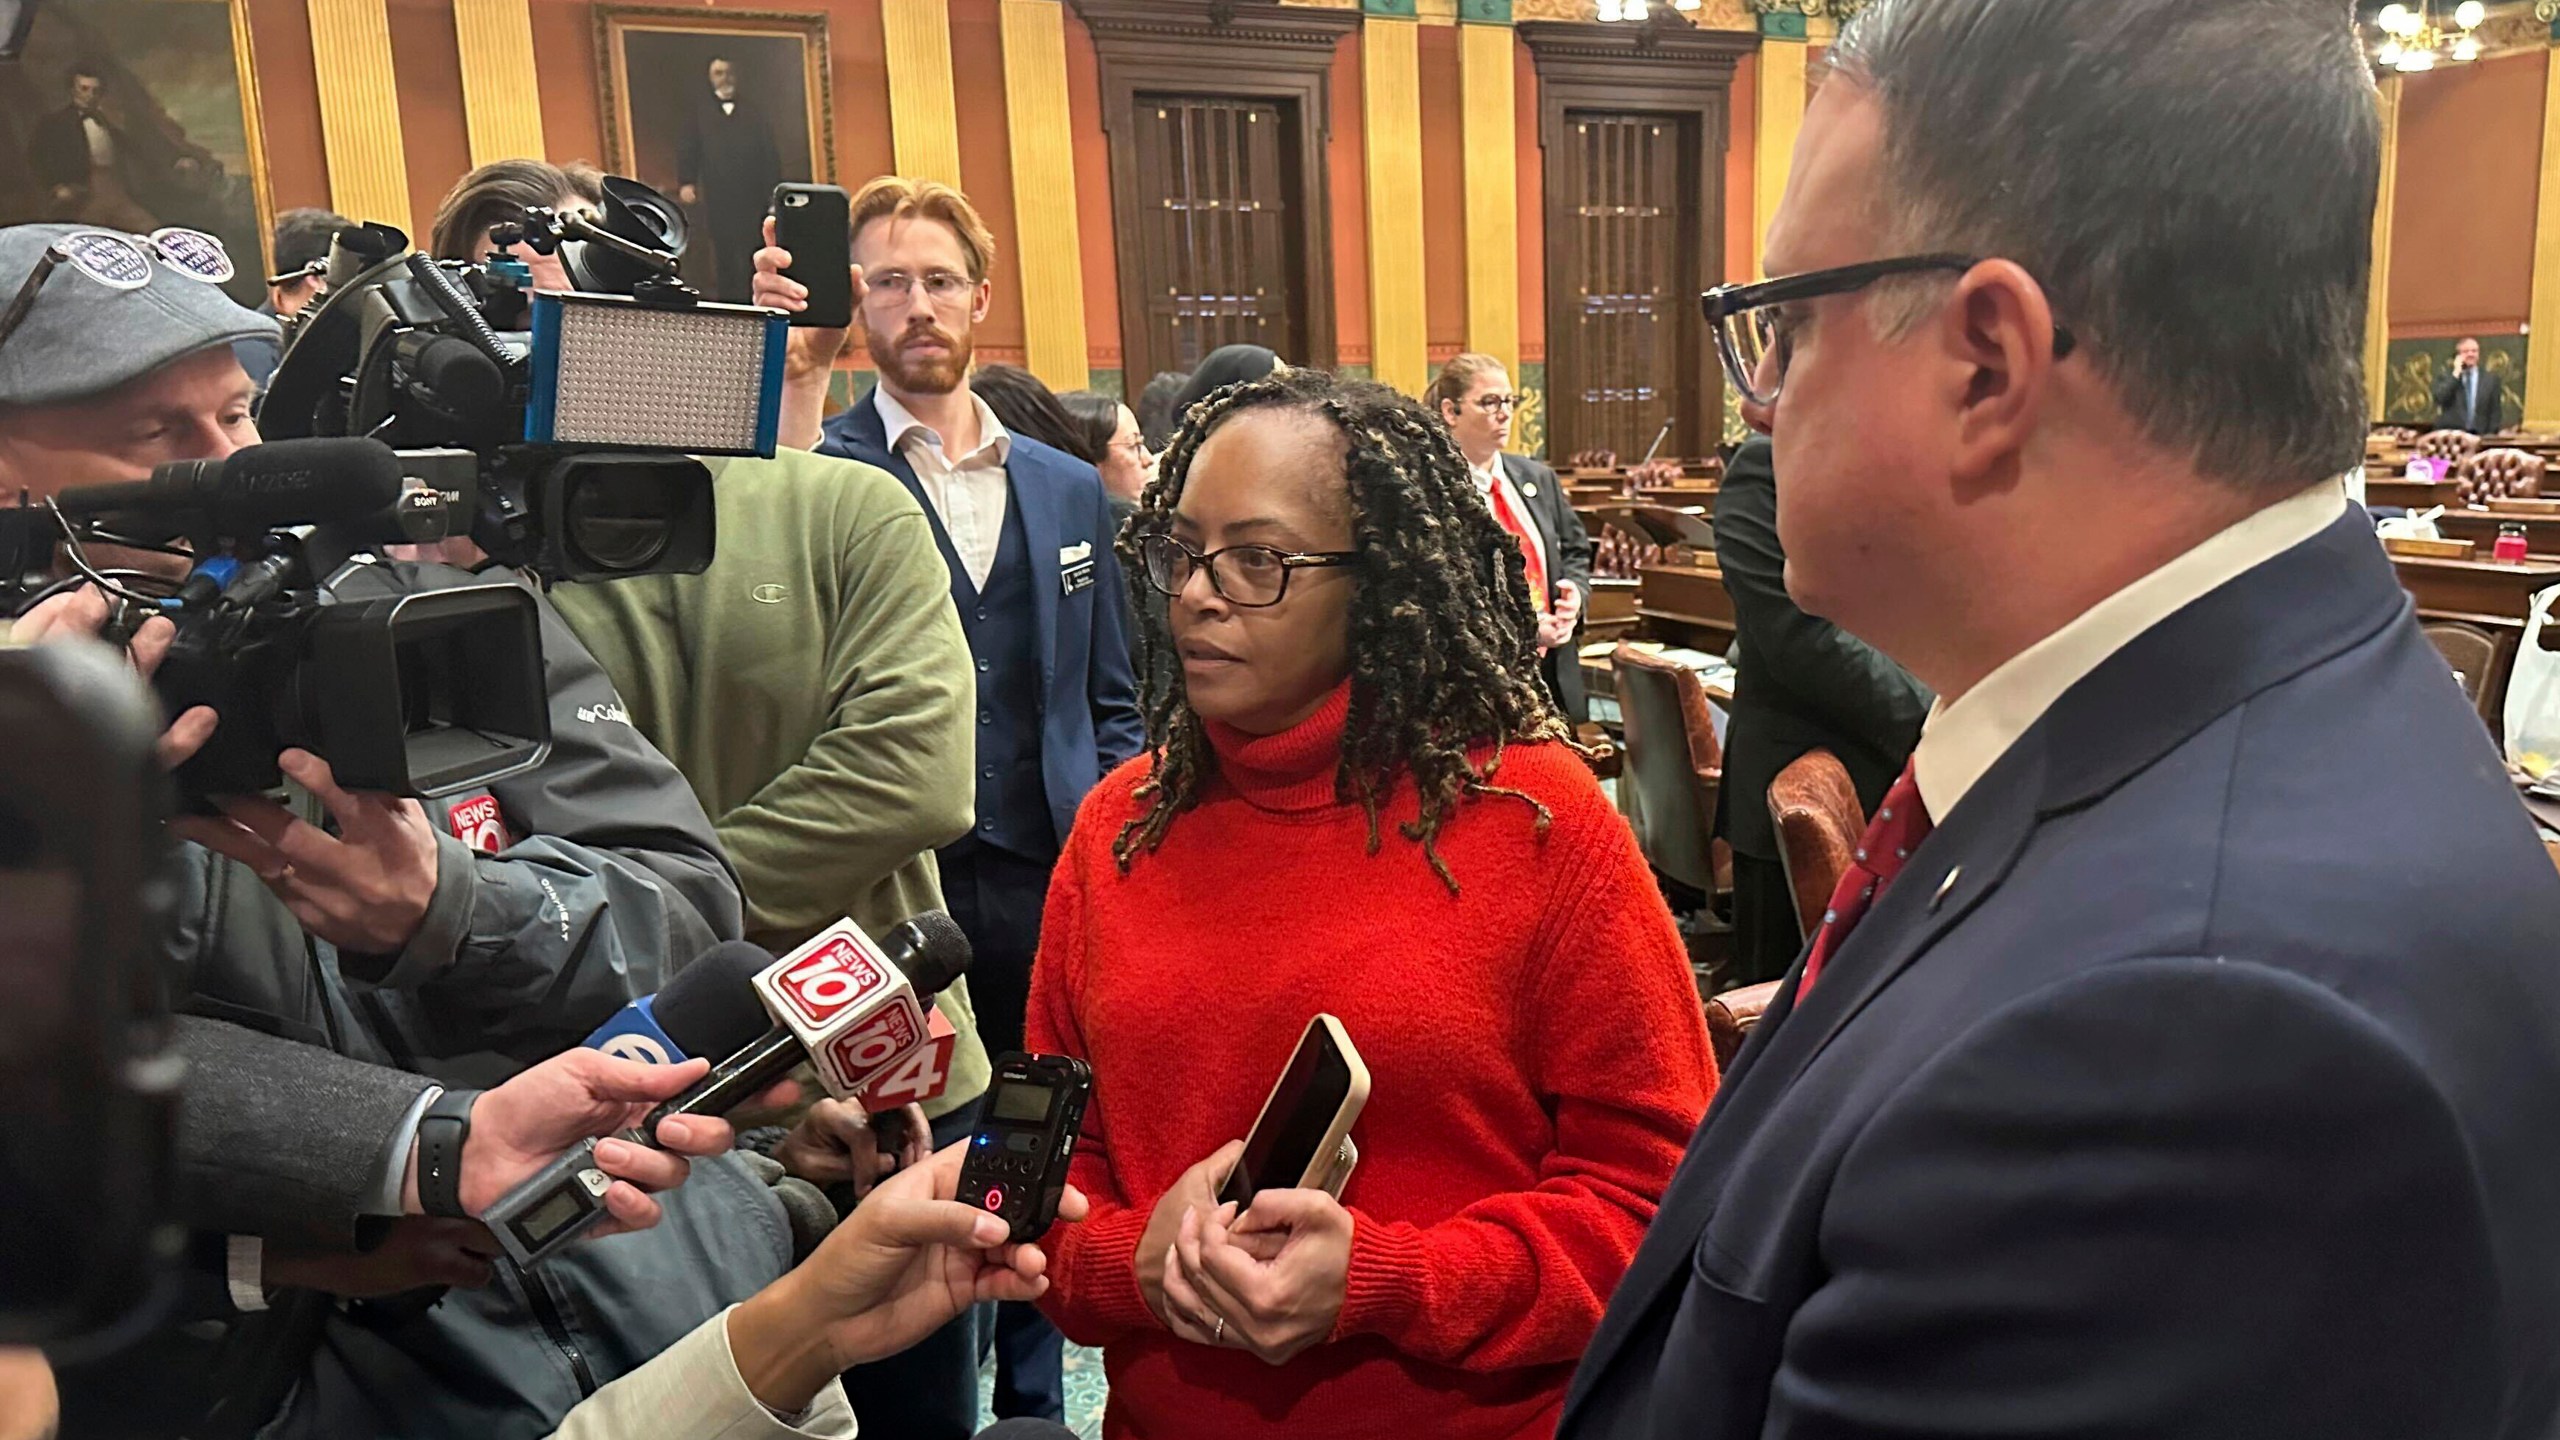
[256,174,786,582]
[1,437,553,808]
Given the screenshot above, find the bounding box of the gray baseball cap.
[0,223,279,407]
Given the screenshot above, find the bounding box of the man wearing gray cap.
[0,221,794,1437]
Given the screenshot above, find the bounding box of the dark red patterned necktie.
[1796,762,1933,999]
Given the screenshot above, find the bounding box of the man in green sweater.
[551,446,989,1126]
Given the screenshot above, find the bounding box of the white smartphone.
[1217,1014,1370,1207]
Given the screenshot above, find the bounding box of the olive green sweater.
[553,449,988,1114]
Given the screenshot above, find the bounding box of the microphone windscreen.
[650,940,778,1059]
[213,437,405,528]
[883,911,972,997]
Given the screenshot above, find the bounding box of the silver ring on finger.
[1213,1316,1225,1344]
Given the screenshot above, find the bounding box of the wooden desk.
[1637,559,1736,653]
[2439,509,2560,559]
[2367,477,2465,510]
[1582,576,1640,644]
[2391,554,2560,622]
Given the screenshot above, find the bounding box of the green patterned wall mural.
[2380,335,2527,431]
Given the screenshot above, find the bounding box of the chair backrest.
[2457,447,2545,506]
[1611,643,1723,896]
[2418,428,2484,462]
[2423,619,2502,717]
[1767,749,1865,939]
[1704,979,1783,1071]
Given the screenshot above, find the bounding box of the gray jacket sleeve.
[171,1015,432,1248]
[337,565,744,1045]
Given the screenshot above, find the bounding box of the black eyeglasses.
[1136,532,1359,608]
[1460,393,1522,414]
[1701,253,2078,407]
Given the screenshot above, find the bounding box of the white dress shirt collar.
[1469,451,1506,491]
[1912,477,2349,822]
[874,385,1012,468]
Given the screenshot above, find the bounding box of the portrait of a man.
[0,0,269,305]
[599,8,833,304]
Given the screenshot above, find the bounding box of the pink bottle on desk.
[2494,524,2531,564]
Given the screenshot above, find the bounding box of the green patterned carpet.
[976,1340,1108,1437]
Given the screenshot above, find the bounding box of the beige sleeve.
[544,1306,858,1440]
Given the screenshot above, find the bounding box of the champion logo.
[575,702,632,725]
[751,582,789,604]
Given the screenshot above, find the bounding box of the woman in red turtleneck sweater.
[1028,370,1716,1440]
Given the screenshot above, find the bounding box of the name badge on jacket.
[1060,541,1095,597]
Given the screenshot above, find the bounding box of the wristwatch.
[416,1087,484,1219]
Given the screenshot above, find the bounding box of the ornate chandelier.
[2371,0,2487,70]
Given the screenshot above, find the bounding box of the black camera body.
[258,176,784,584]
[149,549,550,803]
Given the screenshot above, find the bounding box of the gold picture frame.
[594,6,836,184]
[595,5,834,301]
[0,0,277,304]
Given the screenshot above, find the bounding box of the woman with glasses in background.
[1427,353,1596,724]
[1026,367,1715,1440]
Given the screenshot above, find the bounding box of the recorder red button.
[983,1185,1007,1211]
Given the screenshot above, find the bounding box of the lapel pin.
[1523,483,1540,497]
[1930,866,1962,912]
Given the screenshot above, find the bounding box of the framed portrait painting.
[597,6,834,304]
[0,0,273,308]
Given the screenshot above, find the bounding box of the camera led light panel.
[526,293,786,457]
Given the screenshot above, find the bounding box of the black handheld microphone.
[644,911,972,1132]
[482,915,973,1267]
[53,437,405,533]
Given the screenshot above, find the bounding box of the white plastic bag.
[2505,585,2560,776]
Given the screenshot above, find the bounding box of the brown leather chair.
[2417,428,2483,464]
[1767,749,1866,939]
[1703,979,1783,1070]
[1570,447,1620,471]
[1612,643,1725,902]
[2456,447,2545,507]
[2422,619,2511,731]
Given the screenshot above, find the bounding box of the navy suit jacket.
[821,390,1145,843]
[1560,509,2560,1440]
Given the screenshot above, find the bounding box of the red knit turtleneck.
[1029,694,1718,1440]
[1200,679,1353,813]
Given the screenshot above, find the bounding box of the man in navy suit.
[755,175,1141,1436]
[1564,2,2560,1437]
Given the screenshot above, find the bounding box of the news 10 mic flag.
[757,918,955,1102]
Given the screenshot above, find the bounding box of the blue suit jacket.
[821,391,1145,843]
[1560,509,2560,1440]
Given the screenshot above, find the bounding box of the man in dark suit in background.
[1563,1,2560,1437]
[2435,335,2505,434]
[755,174,1142,1437]
[27,65,192,233]
[1431,353,1596,721]
[675,56,784,304]
[1712,434,1929,982]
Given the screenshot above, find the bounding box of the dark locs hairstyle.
[1112,368,1573,892]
